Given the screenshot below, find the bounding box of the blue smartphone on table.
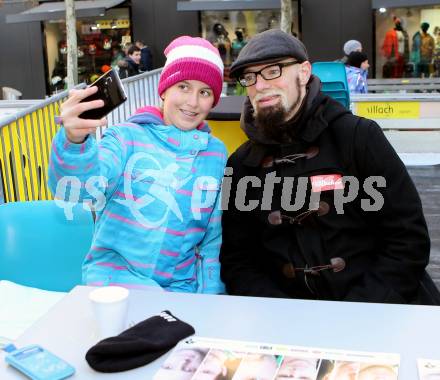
[5,344,75,380]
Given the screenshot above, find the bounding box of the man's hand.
[60,86,107,144]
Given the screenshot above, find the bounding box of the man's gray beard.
[254,77,302,142]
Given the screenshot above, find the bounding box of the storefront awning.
[372,0,440,8]
[6,0,126,24]
[177,0,280,11]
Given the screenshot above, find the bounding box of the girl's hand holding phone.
[60,86,107,144]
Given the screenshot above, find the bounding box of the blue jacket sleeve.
[196,142,227,294]
[48,127,126,204]
[196,185,225,294]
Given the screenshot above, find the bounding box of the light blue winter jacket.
[48,107,227,294]
[345,65,368,94]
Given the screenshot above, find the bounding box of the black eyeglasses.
[238,61,299,87]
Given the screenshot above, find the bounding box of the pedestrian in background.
[337,39,363,64]
[345,51,369,94]
[135,40,153,71]
[118,45,141,79]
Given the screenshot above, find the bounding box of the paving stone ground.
[407,166,440,290]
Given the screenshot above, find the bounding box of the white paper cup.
[89,286,129,339]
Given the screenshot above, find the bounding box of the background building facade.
[2,0,439,99]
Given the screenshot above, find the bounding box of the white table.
[1,286,439,379]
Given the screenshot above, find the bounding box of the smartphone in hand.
[79,69,127,120]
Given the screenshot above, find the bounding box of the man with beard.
[219,29,440,304]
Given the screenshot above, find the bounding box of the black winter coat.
[140,46,153,71]
[220,77,438,305]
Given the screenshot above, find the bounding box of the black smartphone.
[79,69,127,119]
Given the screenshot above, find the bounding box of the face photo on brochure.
[152,337,400,380]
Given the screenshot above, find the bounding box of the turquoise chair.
[312,62,350,108]
[0,201,94,292]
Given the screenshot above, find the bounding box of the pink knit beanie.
[158,36,224,106]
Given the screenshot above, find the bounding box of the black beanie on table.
[85,310,195,373]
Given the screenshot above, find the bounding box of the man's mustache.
[252,91,286,110]
[254,91,284,102]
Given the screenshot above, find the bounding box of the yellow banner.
[96,19,130,29]
[97,20,112,29]
[356,102,420,119]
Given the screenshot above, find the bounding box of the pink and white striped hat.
[158,36,224,106]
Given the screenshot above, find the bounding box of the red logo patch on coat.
[310,174,344,192]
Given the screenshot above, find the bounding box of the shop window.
[375,5,440,79]
[43,8,131,94]
[201,5,299,95]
